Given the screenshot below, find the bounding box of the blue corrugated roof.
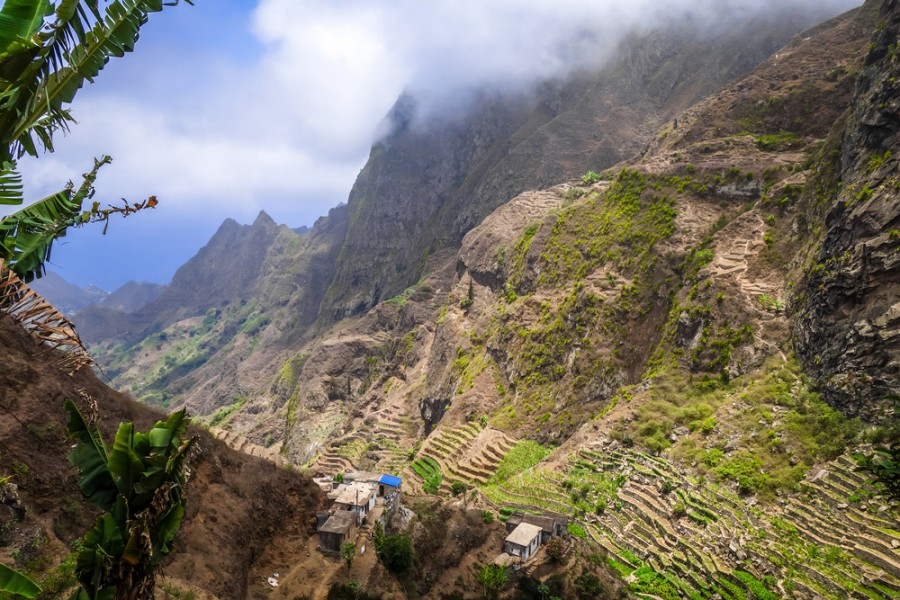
[379,474,402,488]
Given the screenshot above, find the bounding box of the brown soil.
[0,313,322,599]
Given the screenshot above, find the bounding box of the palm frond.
[0,1,190,161]
[0,154,108,281]
[0,162,23,205]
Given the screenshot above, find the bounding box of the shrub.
[574,571,608,600]
[450,481,467,496]
[376,534,414,576]
[545,537,566,562]
[581,170,601,184]
[327,582,382,600]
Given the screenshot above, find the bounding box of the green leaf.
[0,155,110,281]
[107,422,143,497]
[64,398,118,512]
[0,164,23,205]
[0,0,50,52]
[0,562,42,598]
[75,514,124,600]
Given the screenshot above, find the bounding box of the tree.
[545,536,565,563]
[474,564,507,600]
[375,534,413,576]
[340,542,356,573]
[64,397,195,600]
[0,0,191,282]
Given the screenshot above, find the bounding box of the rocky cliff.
[792,0,900,421]
[320,7,839,322]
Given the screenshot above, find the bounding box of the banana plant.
[64,398,195,600]
[0,0,190,281]
[0,563,41,598]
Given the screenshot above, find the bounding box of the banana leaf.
[0,562,41,598]
[107,422,144,497]
[64,398,117,513]
[0,0,50,52]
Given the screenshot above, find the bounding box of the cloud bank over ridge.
[12,0,861,288]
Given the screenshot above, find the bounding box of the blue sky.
[6,0,861,291]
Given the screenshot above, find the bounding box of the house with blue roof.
[377,474,402,497]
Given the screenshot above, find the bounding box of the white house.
[503,522,543,563]
[332,481,377,523]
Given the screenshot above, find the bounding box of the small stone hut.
[503,522,543,563]
[505,512,567,543]
[318,510,357,553]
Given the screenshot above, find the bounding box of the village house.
[503,522,543,563]
[504,511,567,543]
[330,481,377,523]
[377,473,402,497]
[317,510,357,553]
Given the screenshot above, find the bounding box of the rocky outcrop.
[319,10,831,323]
[792,0,900,421]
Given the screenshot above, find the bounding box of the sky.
[7,0,862,290]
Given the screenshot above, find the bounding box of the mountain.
[97,279,165,313]
[77,4,840,414]
[59,1,900,598]
[28,271,108,315]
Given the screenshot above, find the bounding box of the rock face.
[793,0,900,421]
[319,10,830,322]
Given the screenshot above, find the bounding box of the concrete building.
[504,511,567,543]
[377,474,402,497]
[332,481,377,522]
[318,510,358,553]
[503,522,543,563]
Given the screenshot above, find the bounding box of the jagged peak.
[253,210,276,228]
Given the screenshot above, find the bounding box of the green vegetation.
[540,169,676,285]
[340,542,356,572]
[756,131,802,151]
[474,564,508,600]
[411,457,443,493]
[64,397,194,599]
[208,396,248,428]
[0,563,41,598]
[566,522,586,538]
[375,534,414,576]
[665,356,862,497]
[488,441,551,484]
[385,275,433,307]
[506,223,541,288]
[868,149,892,172]
[733,571,777,600]
[757,294,783,312]
[580,170,602,184]
[855,441,900,500]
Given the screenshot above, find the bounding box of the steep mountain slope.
[320,7,842,323]
[77,5,851,423]
[0,313,322,599]
[29,272,108,315]
[199,2,896,598]
[58,3,900,598]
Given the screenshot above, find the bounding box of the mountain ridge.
[52,2,900,597]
